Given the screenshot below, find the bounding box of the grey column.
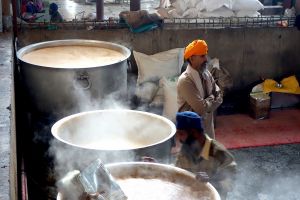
[296,0,300,14]
[130,0,141,11]
[96,0,104,21]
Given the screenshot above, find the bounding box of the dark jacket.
[175,138,237,199]
[50,11,63,23]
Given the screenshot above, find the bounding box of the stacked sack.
[157,0,264,18]
[232,0,264,17]
[132,47,232,122]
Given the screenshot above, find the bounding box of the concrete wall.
[0,33,14,200]
[17,27,300,91]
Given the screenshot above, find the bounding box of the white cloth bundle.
[203,0,233,12]
[232,0,264,11]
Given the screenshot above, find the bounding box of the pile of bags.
[132,48,233,121]
[157,0,264,19]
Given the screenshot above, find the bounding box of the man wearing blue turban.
[49,3,63,23]
[174,111,236,200]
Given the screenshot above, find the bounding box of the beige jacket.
[177,64,222,138]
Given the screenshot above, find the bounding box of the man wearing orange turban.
[177,39,222,139]
[184,39,208,60]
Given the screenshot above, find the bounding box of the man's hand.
[195,171,210,182]
[214,95,223,104]
[204,94,215,112]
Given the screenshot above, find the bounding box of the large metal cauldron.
[51,110,176,169]
[17,39,131,118]
[57,162,221,200]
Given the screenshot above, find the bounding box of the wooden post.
[2,0,11,16]
[283,0,292,8]
[96,0,104,21]
[130,0,141,11]
[295,0,300,14]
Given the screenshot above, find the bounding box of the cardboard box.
[249,93,271,119]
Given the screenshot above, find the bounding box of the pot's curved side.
[51,110,176,174]
[16,40,130,118]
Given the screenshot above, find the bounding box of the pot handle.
[73,72,91,90]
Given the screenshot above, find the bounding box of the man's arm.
[177,77,215,115]
[210,75,223,112]
[210,142,237,182]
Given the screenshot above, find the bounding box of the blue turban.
[176,111,203,133]
[49,3,58,12]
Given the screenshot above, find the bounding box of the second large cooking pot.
[16,39,131,118]
[57,162,221,200]
[51,109,176,172]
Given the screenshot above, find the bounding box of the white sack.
[186,0,198,9]
[199,7,235,18]
[133,48,183,84]
[232,0,264,11]
[172,0,188,15]
[182,8,199,18]
[135,82,159,103]
[161,76,179,122]
[158,0,171,8]
[149,86,164,107]
[196,0,206,11]
[169,9,183,18]
[156,8,172,18]
[203,0,233,12]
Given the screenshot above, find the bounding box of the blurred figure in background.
[173,111,237,200]
[49,3,63,23]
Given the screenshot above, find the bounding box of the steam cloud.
[227,146,300,200]
[47,62,131,177]
[48,70,175,182]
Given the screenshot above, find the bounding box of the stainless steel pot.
[17,39,131,118]
[57,162,221,200]
[51,109,176,168]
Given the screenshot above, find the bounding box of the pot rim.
[51,109,177,151]
[57,162,221,200]
[16,39,131,69]
[106,161,220,200]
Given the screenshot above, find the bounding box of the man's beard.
[184,136,203,156]
[199,61,207,73]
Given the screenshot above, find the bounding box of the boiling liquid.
[83,139,151,150]
[21,45,126,68]
[117,178,209,200]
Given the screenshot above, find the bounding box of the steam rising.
[227,145,300,200]
[48,71,175,181]
[47,56,140,181]
[53,111,171,150]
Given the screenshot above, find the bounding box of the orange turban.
[184,40,208,60]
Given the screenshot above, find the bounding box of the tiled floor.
[49,0,159,21]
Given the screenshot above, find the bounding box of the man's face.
[176,129,202,144]
[176,129,189,143]
[189,55,207,71]
[176,129,205,154]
